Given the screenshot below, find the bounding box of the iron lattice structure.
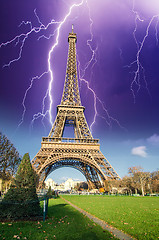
[32,27,120,189]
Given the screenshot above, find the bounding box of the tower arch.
[33,154,108,189]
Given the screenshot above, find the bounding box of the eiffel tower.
[32,26,120,189]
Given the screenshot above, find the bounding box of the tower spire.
[61,26,81,106]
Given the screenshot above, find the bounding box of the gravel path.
[61,196,136,240]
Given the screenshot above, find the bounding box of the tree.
[14,153,38,188]
[46,186,56,198]
[103,180,110,192]
[80,182,88,189]
[150,171,159,193]
[0,132,21,180]
[128,166,150,196]
[74,182,88,191]
[74,182,80,191]
[0,153,41,219]
[108,179,118,194]
[121,176,134,195]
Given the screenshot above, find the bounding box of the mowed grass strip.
[0,197,118,240]
[62,195,159,240]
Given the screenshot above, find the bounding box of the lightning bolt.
[125,0,159,103]
[0,8,61,129]
[1,1,85,129]
[78,58,125,132]
[155,17,159,46]
[0,9,60,68]
[119,47,124,62]
[45,0,85,125]
[1,0,125,134]
[30,0,86,127]
[20,71,49,130]
[77,0,125,132]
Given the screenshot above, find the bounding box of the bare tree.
[128,166,150,196]
[0,132,21,181]
[121,176,134,195]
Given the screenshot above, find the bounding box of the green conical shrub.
[14,153,38,188]
[0,153,41,220]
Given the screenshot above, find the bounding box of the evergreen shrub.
[0,153,41,220]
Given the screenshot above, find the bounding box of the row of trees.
[73,167,159,196]
[109,167,159,196]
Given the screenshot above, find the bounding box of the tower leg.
[87,180,96,190]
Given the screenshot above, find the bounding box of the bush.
[0,153,41,220]
[0,187,41,219]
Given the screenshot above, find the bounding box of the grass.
[62,195,159,240]
[0,197,117,240]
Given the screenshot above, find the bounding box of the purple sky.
[0,0,159,183]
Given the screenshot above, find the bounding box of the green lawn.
[62,195,159,240]
[0,197,117,240]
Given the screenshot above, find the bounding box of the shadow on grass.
[46,199,117,240]
[0,199,117,240]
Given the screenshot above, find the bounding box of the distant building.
[64,178,81,191]
[55,183,65,191]
[45,178,56,190]
[45,178,81,191]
